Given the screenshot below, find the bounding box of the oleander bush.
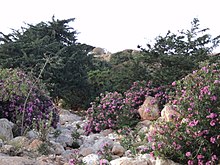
[148,62,220,164]
[84,80,170,135]
[0,68,59,135]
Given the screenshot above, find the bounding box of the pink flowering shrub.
[84,80,169,135]
[149,63,220,164]
[84,92,125,134]
[0,68,59,135]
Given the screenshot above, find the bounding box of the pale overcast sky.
[1,0,220,53]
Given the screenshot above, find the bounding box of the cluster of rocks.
[0,94,191,165]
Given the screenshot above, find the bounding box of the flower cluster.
[0,68,59,135]
[149,63,220,164]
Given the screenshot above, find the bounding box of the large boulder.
[138,96,160,121]
[0,118,14,141]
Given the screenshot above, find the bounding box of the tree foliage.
[0,17,94,109]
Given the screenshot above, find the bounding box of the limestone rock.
[82,154,99,165]
[0,118,14,141]
[161,105,180,122]
[111,144,125,157]
[138,96,160,121]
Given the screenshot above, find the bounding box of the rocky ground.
[0,107,180,165]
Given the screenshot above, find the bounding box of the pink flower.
[210,120,216,126]
[186,152,191,157]
[210,95,217,101]
[100,159,108,165]
[188,160,193,165]
[188,107,192,111]
[206,113,217,119]
[197,154,204,159]
[211,155,218,161]
[157,143,162,149]
[145,108,150,112]
[172,81,176,86]
[173,99,178,104]
[205,161,212,165]
[200,86,211,95]
[188,119,199,127]
[214,80,220,84]
[176,144,182,150]
[210,137,216,143]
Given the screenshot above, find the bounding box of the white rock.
[110,157,132,165]
[82,154,99,165]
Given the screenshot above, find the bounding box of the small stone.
[111,144,125,157]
